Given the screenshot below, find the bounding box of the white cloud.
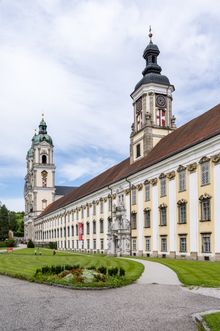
[60,156,115,182]
[0,0,220,210]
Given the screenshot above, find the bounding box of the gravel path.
[128,258,181,285]
[0,274,220,331]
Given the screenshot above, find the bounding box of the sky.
[0,0,220,211]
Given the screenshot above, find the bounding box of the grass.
[131,257,220,287]
[203,312,220,331]
[0,248,144,288]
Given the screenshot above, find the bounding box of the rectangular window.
[93,239,96,250]
[145,183,150,201]
[160,207,167,226]
[67,226,70,237]
[144,210,150,228]
[108,198,112,212]
[131,213,137,229]
[132,189,136,205]
[100,201,104,214]
[161,237,167,252]
[76,209,79,220]
[87,205,89,217]
[179,237,187,253]
[86,222,90,235]
[160,178,166,197]
[108,218,112,232]
[81,208,84,219]
[100,239,104,250]
[132,239,137,251]
[179,171,186,192]
[100,220,104,233]
[178,204,187,224]
[136,144,141,158]
[145,237,150,251]
[201,162,210,185]
[76,225,78,236]
[93,203,96,216]
[71,225,74,237]
[72,240,74,249]
[201,199,211,221]
[202,234,211,253]
[87,239,90,249]
[93,221,96,234]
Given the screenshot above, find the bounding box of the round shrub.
[27,239,35,248]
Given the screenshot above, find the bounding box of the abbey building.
[25,31,220,260]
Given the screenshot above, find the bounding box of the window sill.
[144,226,151,229]
[159,224,167,227]
[177,222,187,225]
[201,183,210,187]
[200,219,211,222]
[160,195,167,198]
[178,189,186,193]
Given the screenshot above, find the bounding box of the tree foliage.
[0,204,24,240]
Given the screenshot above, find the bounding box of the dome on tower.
[134,27,173,93]
[31,116,53,146]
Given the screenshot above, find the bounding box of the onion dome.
[134,27,172,92]
[32,115,53,146]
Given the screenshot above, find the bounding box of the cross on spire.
[148,25,153,43]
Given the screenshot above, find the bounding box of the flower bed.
[34,264,126,288]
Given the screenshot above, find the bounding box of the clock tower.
[130,28,176,164]
[24,116,56,241]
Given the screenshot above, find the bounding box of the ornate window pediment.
[212,153,220,164]
[137,183,143,191]
[159,203,167,209]
[177,199,187,205]
[187,162,197,172]
[159,173,166,179]
[177,165,186,172]
[199,156,210,164]
[199,193,211,201]
[167,171,176,180]
[144,179,150,185]
[143,207,151,212]
[150,178,158,186]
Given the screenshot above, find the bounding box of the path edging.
[192,310,220,331]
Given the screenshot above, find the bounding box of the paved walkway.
[0,244,26,253]
[128,258,181,285]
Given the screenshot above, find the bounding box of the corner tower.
[24,116,56,240]
[130,28,176,164]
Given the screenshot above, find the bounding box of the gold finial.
[148,25,153,42]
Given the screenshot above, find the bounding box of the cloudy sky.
[0,0,220,211]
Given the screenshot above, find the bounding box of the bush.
[65,264,73,271]
[88,265,96,270]
[27,239,35,248]
[98,266,107,275]
[108,267,118,276]
[41,266,51,274]
[48,242,57,250]
[55,265,64,274]
[119,267,125,277]
[0,241,6,248]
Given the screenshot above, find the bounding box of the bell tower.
[130,27,176,164]
[24,115,56,240]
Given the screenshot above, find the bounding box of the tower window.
[137,113,142,130]
[42,155,47,164]
[156,109,166,127]
[136,144,141,158]
[42,199,47,210]
[152,56,156,63]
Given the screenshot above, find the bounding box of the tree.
[0,205,9,240]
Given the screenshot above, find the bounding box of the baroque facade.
[27,31,220,260]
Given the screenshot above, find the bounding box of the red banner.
[78,223,83,240]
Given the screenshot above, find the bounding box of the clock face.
[156,95,166,108]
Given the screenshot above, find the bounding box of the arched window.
[42,155,47,164]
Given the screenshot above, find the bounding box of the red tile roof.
[39,103,220,218]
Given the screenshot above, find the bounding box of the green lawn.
[0,248,144,288]
[203,312,220,331]
[133,257,220,287]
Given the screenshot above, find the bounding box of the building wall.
[34,135,220,260]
